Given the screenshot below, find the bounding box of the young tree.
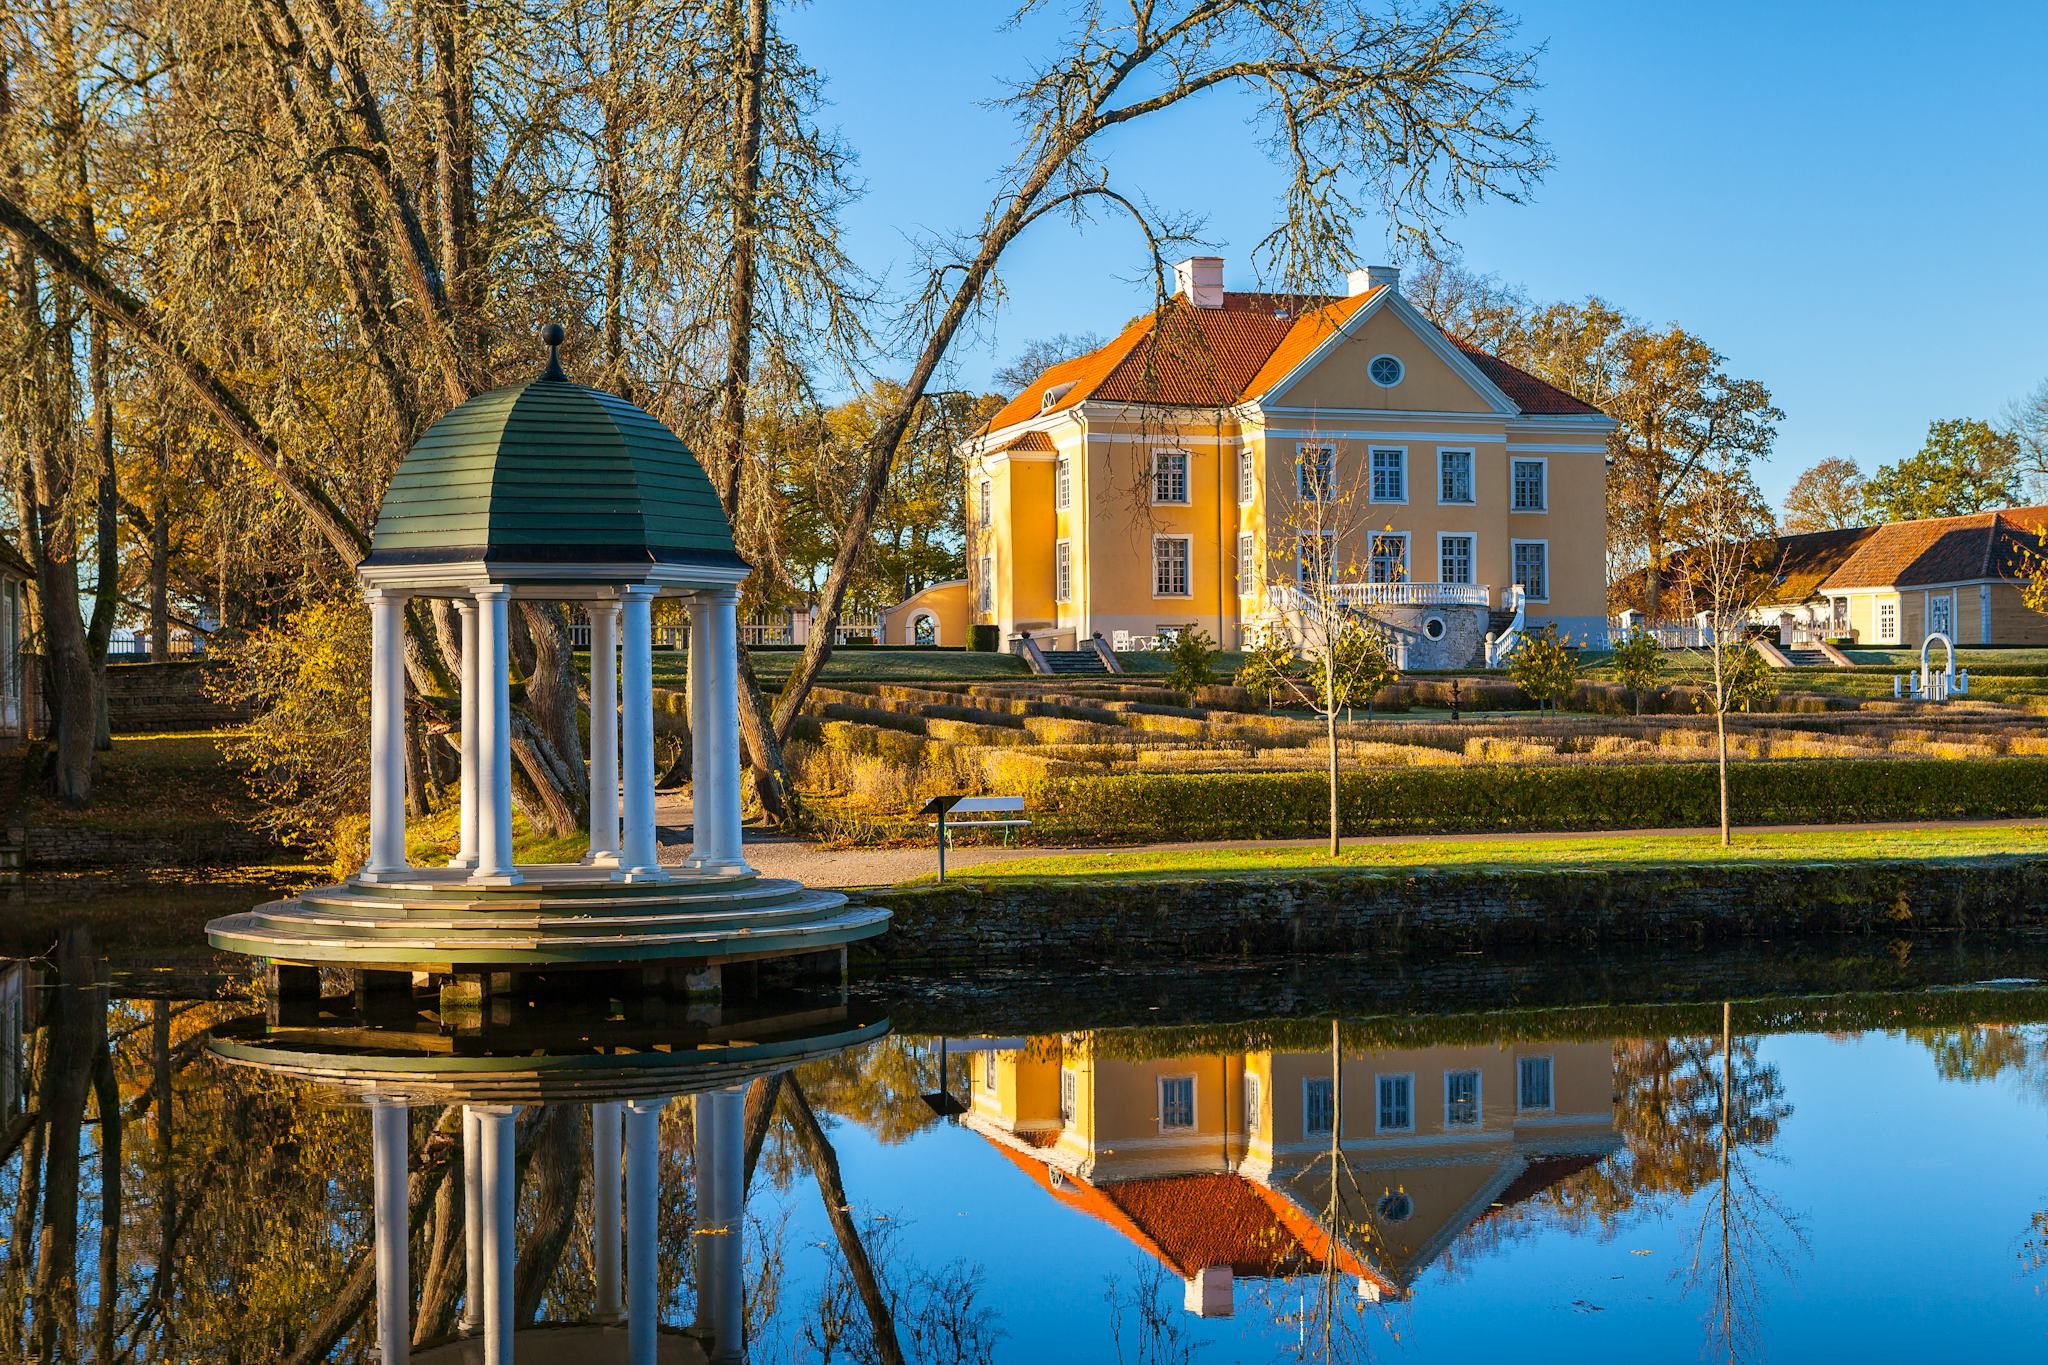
[1863,418,2023,522]
[1163,623,1217,695]
[1507,626,1578,712]
[1779,457,1867,533]
[1678,459,1779,846]
[1609,629,1664,715]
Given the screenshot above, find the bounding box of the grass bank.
[924,824,2048,885]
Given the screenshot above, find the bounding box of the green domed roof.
[362,376,742,574]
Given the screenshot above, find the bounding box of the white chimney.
[1173,256,1225,309]
[1183,1266,1235,1317]
[1347,264,1401,297]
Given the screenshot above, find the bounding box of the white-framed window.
[1055,456,1071,510]
[1980,585,1993,642]
[1369,532,1409,585]
[1154,536,1192,597]
[1059,1066,1078,1124]
[1369,447,1406,503]
[1437,449,1475,505]
[1055,540,1072,603]
[1302,1077,1335,1138]
[1439,533,1475,585]
[977,555,993,613]
[1368,353,1404,387]
[1243,1072,1262,1126]
[1510,457,1547,512]
[978,478,992,524]
[1237,533,1255,594]
[1444,1069,1481,1128]
[983,1050,997,1089]
[1929,592,1953,638]
[1878,600,1897,643]
[1159,1075,1196,1130]
[1296,531,1336,585]
[1511,540,1548,602]
[1238,447,1256,505]
[1297,444,1335,501]
[1832,597,1850,633]
[1151,449,1190,505]
[1516,1056,1554,1113]
[1376,1073,1415,1133]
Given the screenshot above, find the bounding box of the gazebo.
[207,329,887,993]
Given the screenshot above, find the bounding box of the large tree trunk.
[781,1076,906,1365]
[513,1104,585,1324]
[149,432,172,661]
[30,927,101,1360]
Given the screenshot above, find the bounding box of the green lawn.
[918,824,2048,884]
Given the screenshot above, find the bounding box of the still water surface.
[5,943,2048,1362]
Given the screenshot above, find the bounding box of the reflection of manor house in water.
[962,1033,1621,1316]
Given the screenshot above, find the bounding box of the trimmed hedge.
[1034,758,2048,842]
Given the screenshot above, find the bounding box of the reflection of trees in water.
[1105,1260,1198,1365]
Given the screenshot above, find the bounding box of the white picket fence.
[1609,616,1716,648]
[569,610,881,649]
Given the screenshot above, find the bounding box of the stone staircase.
[1780,647,1832,667]
[1487,608,1517,637]
[1037,648,1110,676]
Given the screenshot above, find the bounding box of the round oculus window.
[1376,1192,1414,1223]
[1368,354,1404,387]
[1423,615,1447,641]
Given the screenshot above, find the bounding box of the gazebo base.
[203,861,888,998]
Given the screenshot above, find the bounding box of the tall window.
[1238,448,1256,504]
[1303,1077,1335,1137]
[1440,534,1474,585]
[1878,601,1897,642]
[1154,537,1191,597]
[1152,449,1190,504]
[1059,1067,1078,1124]
[1370,447,1406,502]
[1832,597,1849,633]
[1930,593,1953,637]
[1055,457,1071,510]
[977,555,993,612]
[983,1050,997,1089]
[1376,1074,1414,1132]
[1243,1073,1263,1126]
[1438,449,1475,504]
[978,478,992,524]
[1237,533,1255,593]
[1512,541,1548,601]
[1296,531,1336,585]
[1517,1056,1554,1112]
[1055,540,1072,603]
[1159,1075,1195,1130]
[1510,458,1547,512]
[1297,444,1334,500]
[1445,1070,1481,1127]
[1369,533,1408,585]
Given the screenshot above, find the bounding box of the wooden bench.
[920,794,1031,881]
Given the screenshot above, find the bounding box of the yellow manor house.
[914,257,1617,665]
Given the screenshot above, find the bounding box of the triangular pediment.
[1258,294,1515,415]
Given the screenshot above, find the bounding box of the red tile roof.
[980,289,1603,437]
[1821,506,2048,590]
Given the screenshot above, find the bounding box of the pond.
[6,931,2048,1362]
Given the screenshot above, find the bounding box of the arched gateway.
[206,330,888,997]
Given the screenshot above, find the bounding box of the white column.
[473,1104,521,1365]
[459,1106,484,1335]
[592,1100,624,1323]
[690,587,748,873]
[361,588,410,882]
[584,602,622,866]
[625,1097,665,1364]
[695,1088,746,1365]
[450,600,480,869]
[368,1096,411,1365]
[687,597,713,865]
[618,587,663,882]
[471,587,521,885]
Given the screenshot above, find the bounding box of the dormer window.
[1041,381,1075,412]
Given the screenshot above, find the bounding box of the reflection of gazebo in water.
[206,328,887,1001]
[208,991,887,1364]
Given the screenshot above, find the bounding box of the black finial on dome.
[540,323,567,382]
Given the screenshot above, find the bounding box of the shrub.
[1608,631,1664,714]
[970,623,1001,653]
[1164,623,1218,693]
[816,701,926,735]
[1465,736,1559,762]
[1033,758,2048,843]
[926,717,1031,746]
[1195,684,1257,712]
[1234,635,1299,707]
[1508,628,1579,712]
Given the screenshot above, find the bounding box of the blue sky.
[783,1,2048,505]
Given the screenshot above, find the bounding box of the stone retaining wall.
[26,822,280,869]
[854,858,2048,968]
[105,661,248,732]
